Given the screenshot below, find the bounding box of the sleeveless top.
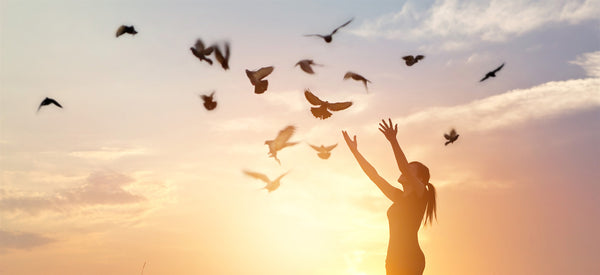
[386,192,427,270]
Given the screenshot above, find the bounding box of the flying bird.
[116,25,137,37]
[402,55,425,66]
[304,18,353,43]
[295,59,322,74]
[190,39,214,65]
[304,90,352,120]
[243,170,289,192]
[265,125,298,164]
[444,128,459,146]
[480,63,505,82]
[343,72,371,93]
[246,66,274,94]
[212,42,231,70]
[200,91,217,110]
[37,97,62,112]
[309,143,338,159]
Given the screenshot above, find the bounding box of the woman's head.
[398,161,430,186]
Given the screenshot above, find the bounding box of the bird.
[116,25,137,37]
[304,89,352,120]
[304,18,353,43]
[343,71,371,93]
[37,97,62,112]
[295,59,322,74]
[265,125,298,164]
[246,66,274,94]
[309,143,338,159]
[190,39,214,65]
[480,63,505,82]
[402,55,425,66]
[212,42,231,70]
[444,128,459,146]
[200,91,217,111]
[243,170,289,193]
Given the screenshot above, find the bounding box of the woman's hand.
[379,118,398,142]
[342,130,358,152]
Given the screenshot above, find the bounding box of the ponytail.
[423,182,437,227]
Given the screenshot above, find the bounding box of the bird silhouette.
[444,128,459,146]
[37,97,62,112]
[295,59,323,74]
[200,91,217,110]
[246,66,274,94]
[402,55,425,66]
[480,63,505,82]
[304,89,352,120]
[116,25,137,37]
[304,18,353,43]
[190,39,214,65]
[243,170,289,192]
[265,125,298,164]
[343,72,371,93]
[212,42,231,70]
[309,143,338,159]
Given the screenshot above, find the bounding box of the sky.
[1,0,599,274]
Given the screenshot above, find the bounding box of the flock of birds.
[36,18,505,192]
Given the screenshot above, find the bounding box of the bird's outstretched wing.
[49,98,62,108]
[304,34,325,38]
[327,101,352,111]
[444,133,451,140]
[449,128,457,137]
[116,26,126,37]
[298,62,314,74]
[304,90,324,106]
[274,126,296,144]
[254,66,274,80]
[492,63,505,73]
[324,143,338,151]
[213,42,230,69]
[479,75,490,82]
[331,18,353,34]
[194,39,207,51]
[343,72,355,80]
[243,170,271,183]
[415,55,425,61]
[309,144,321,151]
[274,171,289,182]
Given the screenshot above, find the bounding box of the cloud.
[389,77,599,133]
[570,51,600,77]
[353,0,600,51]
[69,147,150,160]
[0,170,146,215]
[0,230,55,252]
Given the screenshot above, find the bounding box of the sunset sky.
[1,0,599,274]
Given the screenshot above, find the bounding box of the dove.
[304,18,353,43]
[246,66,274,94]
[243,170,289,192]
[37,97,63,112]
[343,71,371,93]
[200,91,217,111]
[402,55,425,66]
[265,125,298,164]
[480,63,505,82]
[295,59,322,74]
[190,39,214,65]
[304,89,352,120]
[116,25,137,37]
[309,143,338,159]
[212,42,230,70]
[444,128,459,146]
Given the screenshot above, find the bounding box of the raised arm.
[379,119,425,197]
[342,130,402,201]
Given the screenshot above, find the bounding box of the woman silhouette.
[342,119,437,275]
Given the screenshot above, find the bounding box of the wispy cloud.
[353,0,600,51]
[0,230,55,252]
[0,170,146,215]
[570,51,600,77]
[69,147,151,160]
[389,77,599,132]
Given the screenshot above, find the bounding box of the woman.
[342,119,437,275]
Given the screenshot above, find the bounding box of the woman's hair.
[409,161,437,226]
